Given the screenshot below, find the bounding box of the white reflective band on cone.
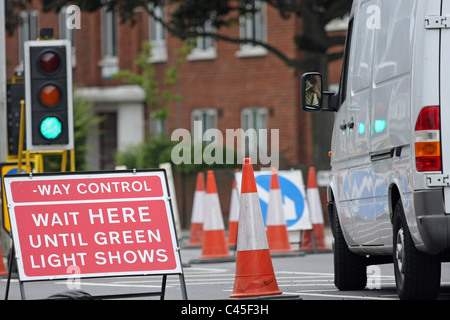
[203,193,226,231]
[266,188,286,226]
[307,188,324,224]
[236,192,269,251]
[228,185,239,222]
[191,190,205,223]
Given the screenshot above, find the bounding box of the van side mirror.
[301,72,323,112]
[301,72,338,112]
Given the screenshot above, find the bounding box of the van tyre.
[332,204,367,290]
[393,200,441,300]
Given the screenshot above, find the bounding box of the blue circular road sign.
[255,174,305,228]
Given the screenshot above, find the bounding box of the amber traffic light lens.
[40,85,61,106]
[39,52,60,73]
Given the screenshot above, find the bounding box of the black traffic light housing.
[6,82,25,156]
[24,39,74,151]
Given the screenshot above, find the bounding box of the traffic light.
[24,40,74,151]
[6,82,25,156]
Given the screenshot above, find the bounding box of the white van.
[302,0,450,299]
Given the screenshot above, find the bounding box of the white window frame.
[149,4,167,63]
[150,118,167,137]
[242,107,267,130]
[98,6,118,78]
[236,0,267,58]
[187,20,217,61]
[59,6,77,67]
[241,107,267,156]
[191,108,217,144]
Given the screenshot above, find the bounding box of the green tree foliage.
[114,40,237,172]
[113,41,184,111]
[113,40,183,169]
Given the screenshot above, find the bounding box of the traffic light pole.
[0,0,8,164]
[0,0,11,260]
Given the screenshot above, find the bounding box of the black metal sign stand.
[4,240,188,300]
[4,242,188,300]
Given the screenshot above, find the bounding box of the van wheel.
[393,200,441,300]
[333,204,367,290]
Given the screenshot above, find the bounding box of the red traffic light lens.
[40,85,61,106]
[39,52,60,73]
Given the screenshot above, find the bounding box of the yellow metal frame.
[3,99,76,232]
[7,99,76,174]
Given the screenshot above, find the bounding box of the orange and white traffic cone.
[230,158,282,298]
[266,168,292,253]
[0,245,7,276]
[200,170,232,259]
[301,167,331,252]
[188,172,205,247]
[227,169,239,247]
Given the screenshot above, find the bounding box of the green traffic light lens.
[40,117,62,140]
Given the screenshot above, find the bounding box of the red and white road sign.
[3,170,182,281]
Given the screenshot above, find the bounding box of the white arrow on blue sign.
[235,170,312,231]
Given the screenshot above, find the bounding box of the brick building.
[5,1,346,170]
[4,1,347,226]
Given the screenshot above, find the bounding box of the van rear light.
[415,106,441,172]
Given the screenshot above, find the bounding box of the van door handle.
[347,121,354,129]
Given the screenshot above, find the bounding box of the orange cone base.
[0,265,6,275]
[200,230,231,258]
[301,224,330,250]
[267,225,292,253]
[230,249,282,298]
[227,221,238,247]
[188,223,203,246]
[0,246,7,275]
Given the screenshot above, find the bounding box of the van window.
[374,0,414,83]
[352,2,375,92]
[339,18,354,106]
